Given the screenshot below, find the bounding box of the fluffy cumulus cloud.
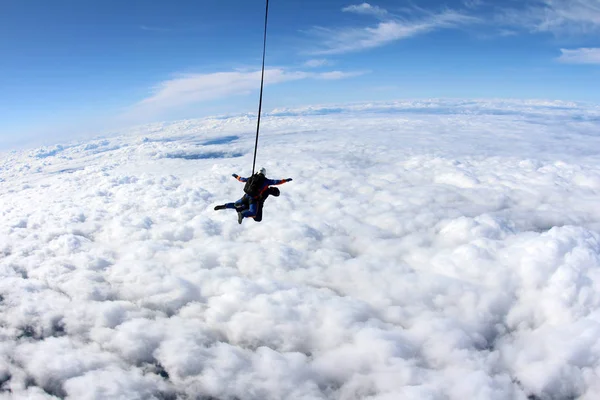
[558,47,600,64]
[1,99,600,399]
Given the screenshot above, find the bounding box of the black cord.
[251,0,269,176]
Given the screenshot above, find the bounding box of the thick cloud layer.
[1,99,600,399]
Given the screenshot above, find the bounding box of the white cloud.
[498,28,518,37]
[2,99,600,399]
[537,0,600,32]
[129,68,363,117]
[558,47,600,64]
[342,3,389,18]
[316,70,367,79]
[140,25,172,32]
[311,10,479,54]
[498,0,600,34]
[303,59,332,67]
[137,69,306,111]
[463,0,484,8]
[328,0,600,48]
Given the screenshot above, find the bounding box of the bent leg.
[251,187,278,221]
[233,195,251,209]
[241,201,258,218]
[233,197,245,208]
[253,200,265,222]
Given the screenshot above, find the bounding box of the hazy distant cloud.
[129,68,364,116]
[342,3,389,18]
[304,59,332,67]
[558,48,600,64]
[311,9,479,54]
[140,25,173,32]
[317,71,367,79]
[140,25,208,34]
[463,0,484,7]
[498,28,518,37]
[498,0,600,34]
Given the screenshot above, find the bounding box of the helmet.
[258,167,266,175]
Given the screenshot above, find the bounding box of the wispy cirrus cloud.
[557,48,600,64]
[310,1,600,56]
[498,0,600,34]
[134,70,302,114]
[128,68,365,116]
[311,6,479,55]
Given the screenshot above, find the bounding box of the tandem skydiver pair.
[214,168,292,224]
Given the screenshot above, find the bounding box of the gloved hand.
[232,174,239,179]
[286,178,293,182]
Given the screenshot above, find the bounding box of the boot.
[214,204,226,211]
[237,211,244,224]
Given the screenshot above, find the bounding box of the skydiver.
[213,168,292,224]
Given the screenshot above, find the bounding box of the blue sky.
[1,0,599,147]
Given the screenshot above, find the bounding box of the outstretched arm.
[265,178,293,185]
[232,174,248,183]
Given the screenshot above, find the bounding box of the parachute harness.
[251,0,270,176]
